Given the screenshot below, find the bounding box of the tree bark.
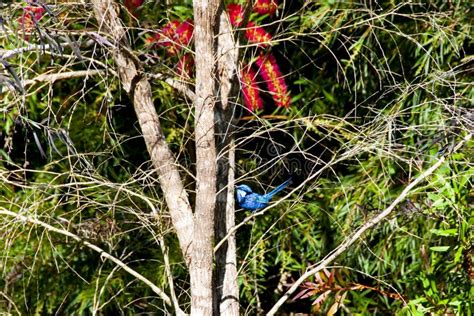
[191,0,220,314]
[93,1,238,314]
[214,10,240,316]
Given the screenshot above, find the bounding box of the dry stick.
[147,73,196,102]
[0,291,21,316]
[24,70,106,86]
[0,207,172,307]
[158,237,186,316]
[1,70,107,92]
[267,132,472,316]
[164,78,196,102]
[0,43,70,59]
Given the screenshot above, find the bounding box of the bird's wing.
[265,178,293,199]
[240,193,262,210]
[255,194,270,203]
[246,194,262,204]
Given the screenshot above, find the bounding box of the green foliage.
[235,0,473,314]
[0,0,472,314]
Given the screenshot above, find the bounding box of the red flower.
[152,20,193,55]
[240,64,263,111]
[157,20,180,52]
[245,22,272,47]
[255,53,290,108]
[146,20,192,55]
[24,6,45,21]
[154,20,179,47]
[18,6,45,40]
[175,19,194,47]
[124,0,144,13]
[227,3,244,27]
[253,0,278,15]
[177,53,194,79]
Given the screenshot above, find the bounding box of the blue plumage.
[236,178,292,211]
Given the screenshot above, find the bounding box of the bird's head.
[236,184,253,203]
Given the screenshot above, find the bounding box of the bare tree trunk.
[214,139,238,315]
[191,0,220,314]
[214,10,240,316]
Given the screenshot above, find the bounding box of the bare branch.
[164,78,196,102]
[0,42,70,59]
[24,70,107,85]
[147,73,196,101]
[189,0,220,314]
[2,70,107,92]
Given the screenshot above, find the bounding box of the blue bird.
[236,178,293,211]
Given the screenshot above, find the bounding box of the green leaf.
[429,246,450,252]
[429,228,458,236]
[322,89,336,104]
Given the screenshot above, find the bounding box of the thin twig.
[0,291,21,316]
[0,43,70,59]
[2,70,107,93]
[147,73,196,102]
[159,237,186,316]
[25,69,107,84]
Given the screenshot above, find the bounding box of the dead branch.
[1,70,106,92]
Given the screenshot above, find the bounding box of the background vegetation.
[0,0,472,314]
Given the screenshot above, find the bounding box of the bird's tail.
[266,178,293,199]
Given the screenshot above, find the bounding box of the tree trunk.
[93,1,237,314]
[214,9,240,316]
[191,0,220,314]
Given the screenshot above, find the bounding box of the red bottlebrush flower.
[253,0,278,15]
[177,53,194,79]
[175,19,194,47]
[227,3,244,27]
[255,53,291,108]
[124,0,144,13]
[153,20,193,55]
[240,65,263,111]
[245,22,272,47]
[24,6,45,21]
[156,20,180,44]
[18,6,45,40]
